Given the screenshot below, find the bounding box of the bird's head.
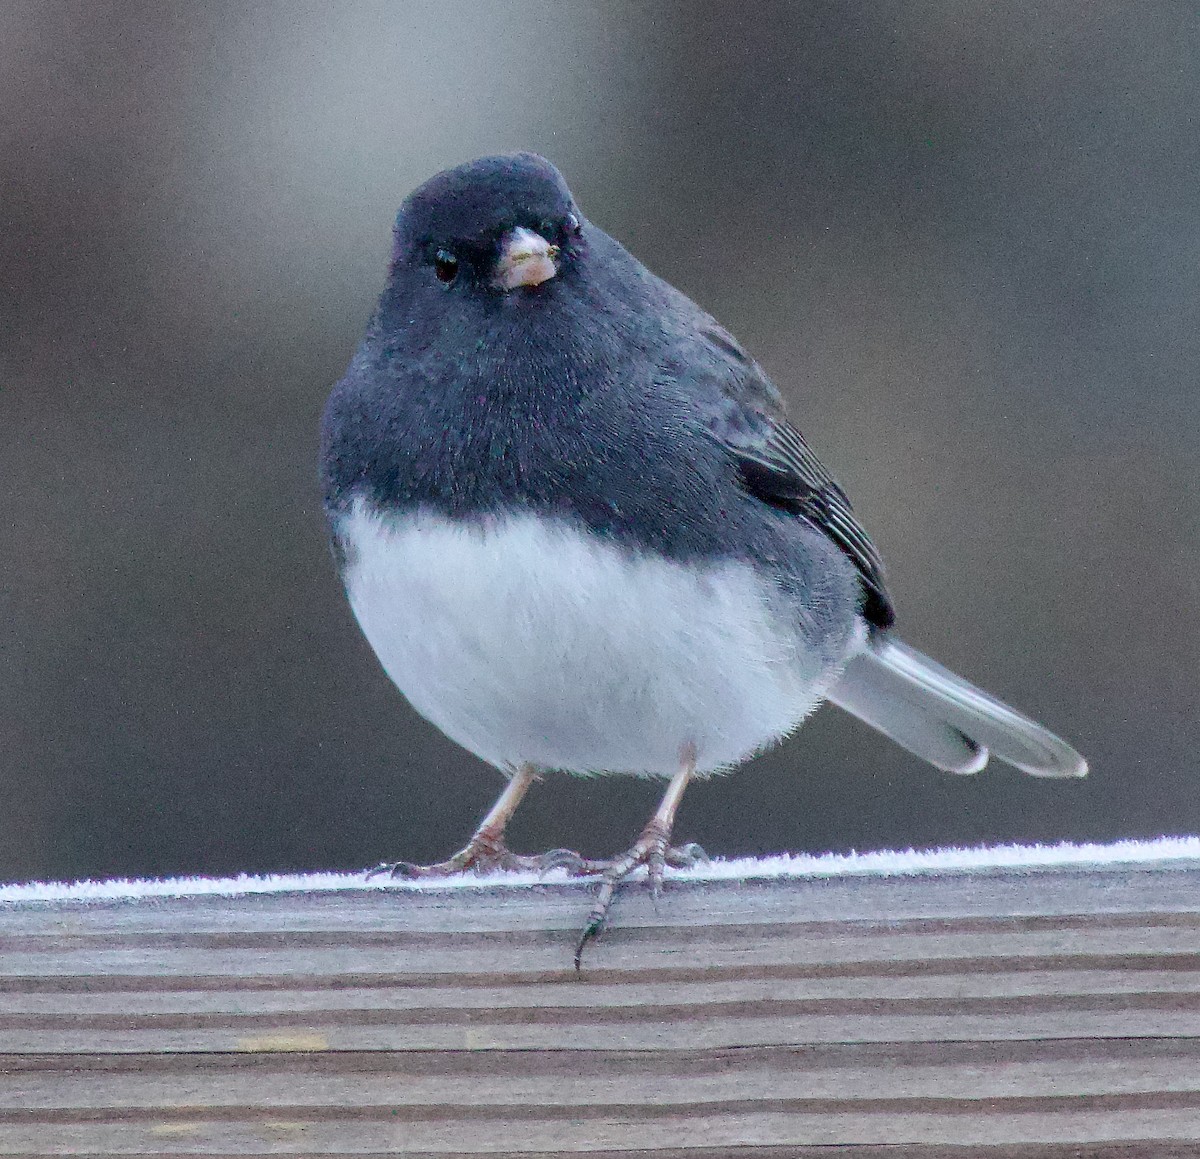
[389,153,586,299]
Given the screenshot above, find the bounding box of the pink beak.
[494,227,559,290]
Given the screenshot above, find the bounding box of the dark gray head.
[359,151,667,383]
[390,152,586,299]
[348,150,681,434]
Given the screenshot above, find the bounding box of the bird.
[320,152,1087,966]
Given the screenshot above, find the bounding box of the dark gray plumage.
[322,156,867,621]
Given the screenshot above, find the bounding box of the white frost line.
[3,836,1199,903]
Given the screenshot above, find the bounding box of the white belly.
[339,502,853,776]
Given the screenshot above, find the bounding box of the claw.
[575,877,618,972]
[574,913,605,972]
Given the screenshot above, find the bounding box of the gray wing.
[682,323,894,630]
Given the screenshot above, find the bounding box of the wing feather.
[685,323,895,629]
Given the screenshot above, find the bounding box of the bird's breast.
[335,499,861,775]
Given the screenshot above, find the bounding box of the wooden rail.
[2,851,1200,1156]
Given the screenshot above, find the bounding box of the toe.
[366,860,426,880]
[537,848,591,874]
[667,842,709,868]
[647,851,667,899]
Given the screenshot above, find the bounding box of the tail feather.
[827,637,1087,779]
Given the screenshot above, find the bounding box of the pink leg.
[573,744,708,969]
[370,764,559,877]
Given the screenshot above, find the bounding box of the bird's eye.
[565,212,582,236]
[433,249,459,284]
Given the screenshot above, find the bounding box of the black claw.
[574,915,604,973]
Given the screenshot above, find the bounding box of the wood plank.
[1,857,1198,1154]
[9,1048,1200,1109]
[4,1104,1200,1154]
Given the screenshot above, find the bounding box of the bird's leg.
[573,744,708,969]
[369,763,551,878]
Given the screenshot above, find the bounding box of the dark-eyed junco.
[320,153,1086,965]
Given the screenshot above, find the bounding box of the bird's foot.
[570,823,708,970]
[367,831,570,879]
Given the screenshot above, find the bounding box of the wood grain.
[1,862,1198,1155]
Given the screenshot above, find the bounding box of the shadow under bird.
[320,153,1087,967]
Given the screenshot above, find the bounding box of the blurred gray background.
[2,1,1197,883]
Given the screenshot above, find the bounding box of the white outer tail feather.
[827,637,1088,779]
